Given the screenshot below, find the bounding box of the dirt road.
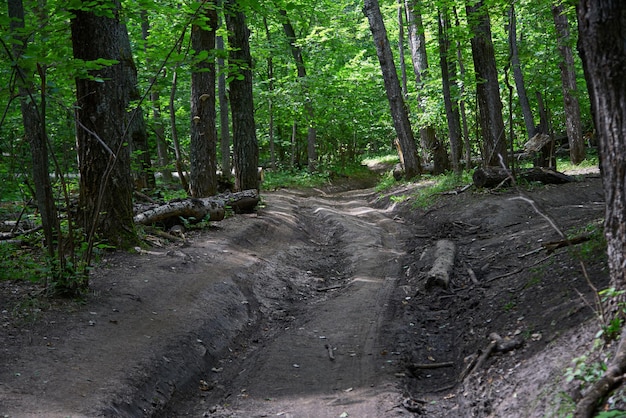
[0,172,610,417]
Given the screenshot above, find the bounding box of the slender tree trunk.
[141,10,172,183]
[278,9,317,171]
[575,1,626,415]
[397,0,408,97]
[262,17,275,170]
[552,3,585,164]
[217,34,232,176]
[364,0,421,179]
[225,0,259,191]
[437,7,462,174]
[508,4,535,139]
[8,0,57,258]
[117,13,154,191]
[189,2,218,197]
[169,69,189,193]
[70,0,136,248]
[466,0,508,167]
[453,6,471,168]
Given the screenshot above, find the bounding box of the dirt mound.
[0,171,608,417]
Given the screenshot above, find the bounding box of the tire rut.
[177,189,411,417]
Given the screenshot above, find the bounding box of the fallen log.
[473,167,576,188]
[133,190,259,225]
[426,239,456,289]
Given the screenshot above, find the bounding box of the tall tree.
[70,0,136,248]
[508,3,535,140]
[141,10,172,183]
[225,0,259,191]
[552,2,585,165]
[575,1,626,415]
[189,1,218,197]
[7,0,58,258]
[363,0,421,179]
[437,6,462,174]
[217,32,232,176]
[405,0,448,174]
[278,9,317,171]
[466,0,508,167]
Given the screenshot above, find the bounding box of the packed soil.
[0,165,610,417]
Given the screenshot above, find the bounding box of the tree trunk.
[169,69,189,193]
[552,3,586,165]
[141,10,172,183]
[225,0,259,191]
[8,0,58,257]
[437,7,462,174]
[405,0,448,173]
[397,0,408,97]
[364,0,421,179]
[508,4,535,140]
[217,33,232,176]
[466,0,508,167]
[117,12,154,191]
[279,9,317,171]
[189,2,218,197]
[262,17,275,170]
[575,1,626,415]
[70,0,137,248]
[453,6,471,168]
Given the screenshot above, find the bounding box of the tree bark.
[225,0,259,191]
[405,0,448,173]
[437,7,462,174]
[279,9,317,171]
[8,0,58,257]
[141,10,172,183]
[553,3,586,165]
[217,33,232,176]
[466,1,508,167]
[189,1,218,197]
[70,0,137,248]
[364,0,421,179]
[508,4,535,140]
[472,166,575,188]
[576,2,626,414]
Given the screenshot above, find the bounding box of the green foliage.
[411,171,474,209]
[565,354,607,388]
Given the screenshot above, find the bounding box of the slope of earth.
[0,168,608,417]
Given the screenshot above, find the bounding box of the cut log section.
[426,239,456,289]
[134,190,259,225]
[473,166,577,188]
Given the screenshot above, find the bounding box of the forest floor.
[0,163,611,417]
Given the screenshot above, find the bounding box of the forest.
[3,0,626,415]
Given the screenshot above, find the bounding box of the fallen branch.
[409,361,454,370]
[542,234,591,254]
[0,225,43,241]
[325,344,335,361]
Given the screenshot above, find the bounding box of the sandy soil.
[0,167,609,417]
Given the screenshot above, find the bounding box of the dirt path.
[165,188,412,417]
[0,172,610,417]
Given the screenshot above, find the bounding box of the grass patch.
[411,171,473,209]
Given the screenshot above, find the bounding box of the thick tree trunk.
[70,0,137,248]
[364,0,421,179]
[576,3,626,415]
[466,1,508,167]
[437,7,462,174]
[8,0,58,257]
[225,0,259,191]
[189,2,218,197]
[553,3,586,165]
[508,4,535,140]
